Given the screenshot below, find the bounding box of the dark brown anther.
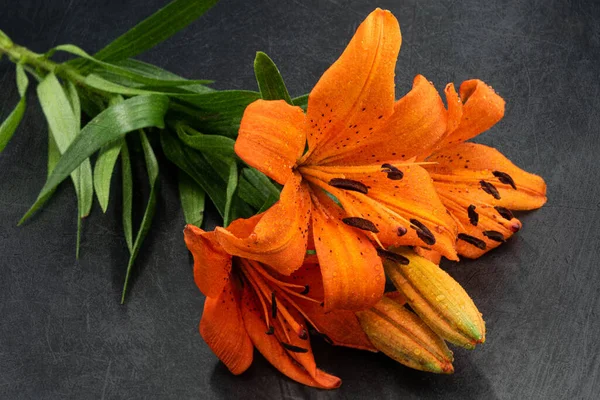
[409,218,436,245]
[381,163,400,172]
[468,205,479,226]
[396,226,407,236]
[381,163,403,180]
[298,328,308,340]
[281,342,309,353]
[265,326,275,335]
[329,178,369,194]
[376,248,409,265]
[493,171,517,189]
[301,285,310,295]
[342,217,379,233]
[458,233,487,250]
[494,206,514,220]
[271,292,277,319]
[386,171,404,180]
[320,301,325,307]
[480,180,501,199]
[483,230,505,242]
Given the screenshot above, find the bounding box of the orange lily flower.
[217,9,459,311]
[183,220,375,389]
[415,81,547,259]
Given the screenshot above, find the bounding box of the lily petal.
[304,163,458,260]
[236,99,307,184]
[199,279,253,375]
[435,80,505,150]
[428,142,547,210]
[184,225,232,298]
[240,285,341,389]
[310,189,385,311]
[304,8,401,164]
[322,75,448,165]
[287,262,376,351]
[216,173,311,275]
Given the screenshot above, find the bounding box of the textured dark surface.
[1,0,599,398]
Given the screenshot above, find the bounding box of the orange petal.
[240,285,341,389]
[310,189,385,311]
[184,225,232,298]
[414,247,442,264]
[427,143,546,257]
[215,173,311,275]
[199,279,253,375]
[303,9,401,164]
[435,80,505,150]
[321,75,448,166]
[303,163,458,260]
[235,99,306,185]
[287,263,376,351]
[428,143,547,210]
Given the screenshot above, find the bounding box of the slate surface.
[0,0,598,399]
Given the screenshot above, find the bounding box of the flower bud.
[383,247,485,349]
[356,296,454,374]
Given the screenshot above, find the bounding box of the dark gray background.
[0,0,598,398]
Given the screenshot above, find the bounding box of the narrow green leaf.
[53,44,212,88]
[292,94,308,111]
[87,0,219,65]
[257,192,280,213]
[175,123,235,159]
[20,94,169,224]
[161,131,254,220]
[254,52,292,104]
[223,162,238,227]
[64,81,81,130]
[178,170,205,227]
[0,64,28,152]
[94,140,122,212]
[169,90,261,137]
[240,168,281,203]
[121,130,159,304]
[121,140,133,252]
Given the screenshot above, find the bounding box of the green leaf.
[85,0,219,65]
[20,94,169,224]
[121,140,133,253]
[175,123,235,159]
[257,191,280,213]
[223,162,238,227]
[254,51,292,104]
[121,130,159,304]
[35,73,94,253]
[53,44,212,88]
[94,140,123,212]
[169,90,261,137]
[178,170,205,227]
[0,64,28,152]
[292,94,308,111]
[240,168,281,204]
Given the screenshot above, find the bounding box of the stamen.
[328,178,368,194]
[266,326,275,335]
[480,180,501,199]
[381,163,404,180]
[493,171,517,189]
[409,218,436,245]
[381,163,400,172]
[342,217,379,233]
[458,233,487,249]
[298,328,308,340]
[281,342,309,353]
[301,285,310,295]
[376,248,409,265]
[495,206,514,220]
[483,230,505,242]
[396,226,407,236]
[271,292,277,319]
[468,204,479,226]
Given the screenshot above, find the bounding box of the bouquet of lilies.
[0,0,546,389]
